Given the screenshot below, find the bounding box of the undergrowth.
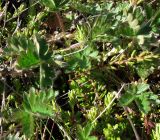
[0,0,160,139]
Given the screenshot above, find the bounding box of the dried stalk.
[92,84,125,124]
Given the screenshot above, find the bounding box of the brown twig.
[55,12,65,34]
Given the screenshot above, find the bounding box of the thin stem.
[5,1,39,23]
[56,122,72,140]
[0,77,6,136]
[39,119,55,140]
[0,124,21,139]
[42,118,49,140]
[40,63,43,90]
[123,106,140,140]
[92,84,125,124]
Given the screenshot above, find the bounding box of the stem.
[5,1,39,23]
[40,63,43,90]
[92,84,125,124]
[0,124,21,139]
[0,77,6,136]
[56,122,72,140]
[42,118,49,140]
[123,107,140,140]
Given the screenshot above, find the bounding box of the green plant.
[0,0,160,139]
[15,88,57,138]
[119,83,160,114]
[152,123,160,140]
[77,123,97,140]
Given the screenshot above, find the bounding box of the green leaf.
[84,123,93,137]
[67,53,91,71]
[7,36,34,55]
[15,111,34,138]
[39,0,56,10]
[136,61,156,79]
[144,4,153,19]
[137,21,152,35]
[17,51,40,69]
[125,84,137,95]
[149,94,160,104]
[150,8,160,25]
[34,37,52,61]
[89,51,99,59]
[120,83,150,107]
[136,83,149,94]
[77,123,97,140]
[119,93,136,106]
[87,136,97,140]
[9,36,53,71]
[39,0,69,11]
[45,89,58,101]
[54,0,69,8]
[23,94,32,112]
[136,93,151,114]
[22,89,55,117]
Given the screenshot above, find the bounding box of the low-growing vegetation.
[0,0,160,139]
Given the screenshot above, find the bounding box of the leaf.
[119,93,136,106]
[67,53,91,70]
[150,8,160,25]
[15,111,34,138]
[84,123,93,137]
[39,0,56,10]
[10,35,52,69]
[149,94,160,104]
[39,0,69,11]
[137,21,152,35]
[54,0,69,8]
[34,37,52,61]
[77,123,97,140]
[125,84,137,95]
[89,51,99,59]
[46,89,58,101]
[136,93,151,114]
[136,83,150,94]
[23,94,32,112]
[87,136,97,140]
[136,61,155,79]
[144,4,153,19]
[22,89,55,117]
[7,36,34,55]
[118,25,134,36]
[22,112,34,138]
[17,51,40,69]
[120,83,150,107]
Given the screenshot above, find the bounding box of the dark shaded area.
[41,119,63,140]
[53,68,71,111]
[1,0,29,13]
[1,0,29,26]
